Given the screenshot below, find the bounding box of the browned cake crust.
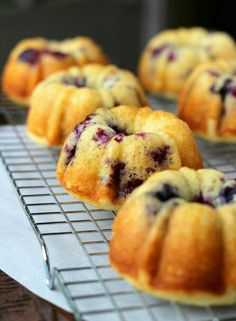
[2,37,108,106]
[27,64,147,147]
[178,60,236,141]
[56,106,202,210]
[109,167,236,305]
[138,27,236,97]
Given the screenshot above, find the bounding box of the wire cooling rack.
[1,94,236,321]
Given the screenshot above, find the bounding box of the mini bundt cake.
[2,36,108,105]
[57,106,202,211]
[178,60,236,141]
[138,27,236,97]
[27,64,147,146]
[110,167,236,305]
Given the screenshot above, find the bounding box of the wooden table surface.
[0,270,76,321]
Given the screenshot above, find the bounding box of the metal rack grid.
[1,94,236,321]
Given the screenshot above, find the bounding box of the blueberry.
[63,76,86,87]
[64,121,91,165]
[18,48,67,65]
[167,50,176,62]
[149,145,169,165]
[219,185,236,203]
[119,178,144,198]
[106,160,143,198]
[73,121,90,140]
[64,120,92,165]
[84,113,96,121]
[107,161,126,188]
[152,184,178,202]
[18,48,41,65]
[210,78,232,101]
[75,77,86,87]
[193,192,213,207]
[64,143,77,165]
[145,167,155,174]
[210,78,233,117]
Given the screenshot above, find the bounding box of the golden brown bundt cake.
[138,27,236,98]
[2,36,108,105]
[178,60,236,142]
[110,167,236,306]
[56,106,202,211]
[27,64,147,147]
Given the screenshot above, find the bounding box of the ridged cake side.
[109,167,236,305]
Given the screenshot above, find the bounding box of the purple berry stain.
[135,132,146,139]
[114,133,125,143]
[151,43,170,58]
[229,86,236,98]
[208,70,220,78]
[92,128,113,144]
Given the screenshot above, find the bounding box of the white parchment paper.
[0,159,71,312]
